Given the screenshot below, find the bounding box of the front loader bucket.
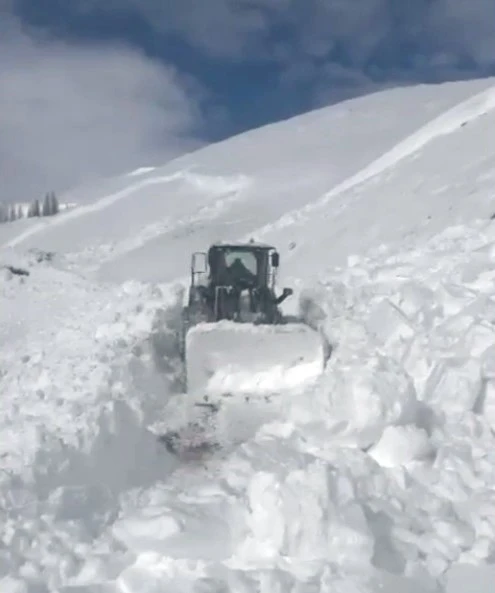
[181,320,326,444]
[185,320,325,400]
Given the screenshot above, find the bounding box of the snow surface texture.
[2,79,495,591]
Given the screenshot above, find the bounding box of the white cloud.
[0,18,204,202]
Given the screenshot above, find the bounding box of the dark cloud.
[14,0,493,129]
[0,15,204,202]
[56,0,495,69]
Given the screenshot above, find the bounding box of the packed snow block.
[390,281,442,328]
[456,252,495,288]
[481,380,495,431]
[400,336,437,395]
[481,345,495,429]
[433,313,495,359]
[368,425,433,468]
[365,298,416,356]
[422,357,483,413]
[462,320,495,359]
[113,497,234,562]
[481,344,495,378]
[232,444,374,571]
[435,282,478,317]
[112,510,181,553]
[289,354,418,450]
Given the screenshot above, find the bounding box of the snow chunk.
[368,425,433,468]
[422,357,483,413]
[290,354,418,450]
[231,443,374,574]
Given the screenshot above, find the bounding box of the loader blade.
[185,320,325,400]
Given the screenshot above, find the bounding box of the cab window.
[224,249,257,275]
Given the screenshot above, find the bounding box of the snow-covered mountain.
[2,77,495,593]
[4,77,495,287]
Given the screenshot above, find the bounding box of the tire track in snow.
[253,82,495,239]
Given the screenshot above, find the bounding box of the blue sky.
[1,0,495,201]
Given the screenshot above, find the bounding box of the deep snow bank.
[0,249,189,591]
[0,249,181,483]
[103,218,495,593]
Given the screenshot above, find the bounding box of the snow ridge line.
[253,82,495,238]
[96,181,252,266]
[4,173,185,249]
[4,171,250,249]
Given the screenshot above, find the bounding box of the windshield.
[224,249,258,275]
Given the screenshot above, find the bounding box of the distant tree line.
[0,191,60,224]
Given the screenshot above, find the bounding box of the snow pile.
[0,253,186,481]
[0,250,191,590]
[56,218,493,593]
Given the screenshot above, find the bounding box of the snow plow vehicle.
[174,241,326,444]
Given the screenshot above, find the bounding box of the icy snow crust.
[2,79,495,592]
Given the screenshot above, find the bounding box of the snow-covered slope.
[2,78,495,593]
[3,77,495,286]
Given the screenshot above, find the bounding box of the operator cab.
[207,242,277,289]
[188,241,291,323]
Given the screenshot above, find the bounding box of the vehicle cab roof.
[209,240,275,250]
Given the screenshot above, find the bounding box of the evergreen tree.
[50,191,59,215]
[42,192,51,217]
[28,199,41,217]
